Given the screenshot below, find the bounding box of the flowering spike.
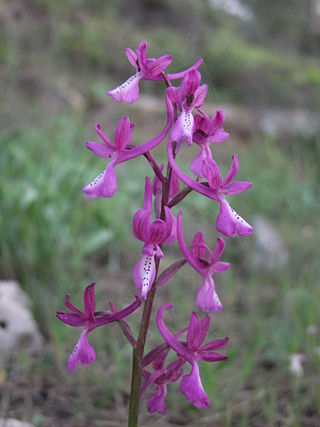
[64,41,254,423]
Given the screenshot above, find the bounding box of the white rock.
[0,281,42,355]
[251,216,289,272]
[0,419,34,427]
[289,353,305,377]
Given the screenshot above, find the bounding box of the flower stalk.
[56,39,253,426]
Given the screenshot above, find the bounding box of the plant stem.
[128,73,176,426]
[127,151,176,427]
[127,265,159,427]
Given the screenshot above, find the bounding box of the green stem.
[127,72,176,426]
[127,152,175,427]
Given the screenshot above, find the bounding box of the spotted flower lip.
[156,304,229,409]
[167,70,208,146]
[177,211,230,312]
[167,140,253,237]
[83,93,174,199]
[190,110,229,178]
[133,177,176,299]
[107,39,203,104]
[56,283,141,371]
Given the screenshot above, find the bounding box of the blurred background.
[0,0,320,426]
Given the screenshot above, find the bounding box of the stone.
[251,216,289,272]
[0,419,34,427]
[0,281,42,355]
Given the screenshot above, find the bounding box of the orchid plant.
[57,40,253,427]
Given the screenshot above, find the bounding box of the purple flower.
[56,283,141,371]
[167,70,207,146]
[157,304,228,409]
[133,177,176,299]
[83,94,174,199]
[107,40,203,104]
[83,116,134,198]
[177,212,230,312]
[167,141,253,237]
[190,110,229,178]
[141,349,185,415]
[206,155,254,237]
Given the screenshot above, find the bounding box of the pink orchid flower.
[83,93,174,198]
[83,116,134,198]
[56,283,141,371]
[107,40,203,104]
[141,348,184,415]
[167,70,207,146]
[167,141,253,237]
[190,110,229,178]
[157,304,228,409]
[133,177,176,299]
[177,212,230,312]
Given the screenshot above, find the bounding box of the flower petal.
[137,40,147,70]
[64,293,82,315]
[125,47,138,68]
[208,129,229,144]
[191,231,206,260]
[133,254,156,299]
[187,312,210,351]
[147,385,167,414]
[146,54,172,77]
[95,123,113,148]
[166,58,203,80]
[83,161,118,199]
[216,199,253,238]
[56,311,85,327]
[107,73,141,104]
[167,139,220,202]
[84,282,96,321]
[133,210,151,242]
[177,211,206,274]
[181,70,201,98]
[190,148,207,178]
[85,141,114,158]
[212,238,224,263]
[205,157,223,190]
[170,111,194,146]
[156,304,193,363]
[223,180,252,196]
[210,109,225,130]
[114,116,132,151]
[201,336,229,351]
[199,351,228,362]
[180,362,210,409]
[223,154,239,187]
[193,84,208,109]
[213,261,231,273]
[196,276,223,313]
[67,330,96,372]
[164,206,176,244]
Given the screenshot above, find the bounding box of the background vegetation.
[0,0,320,425]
